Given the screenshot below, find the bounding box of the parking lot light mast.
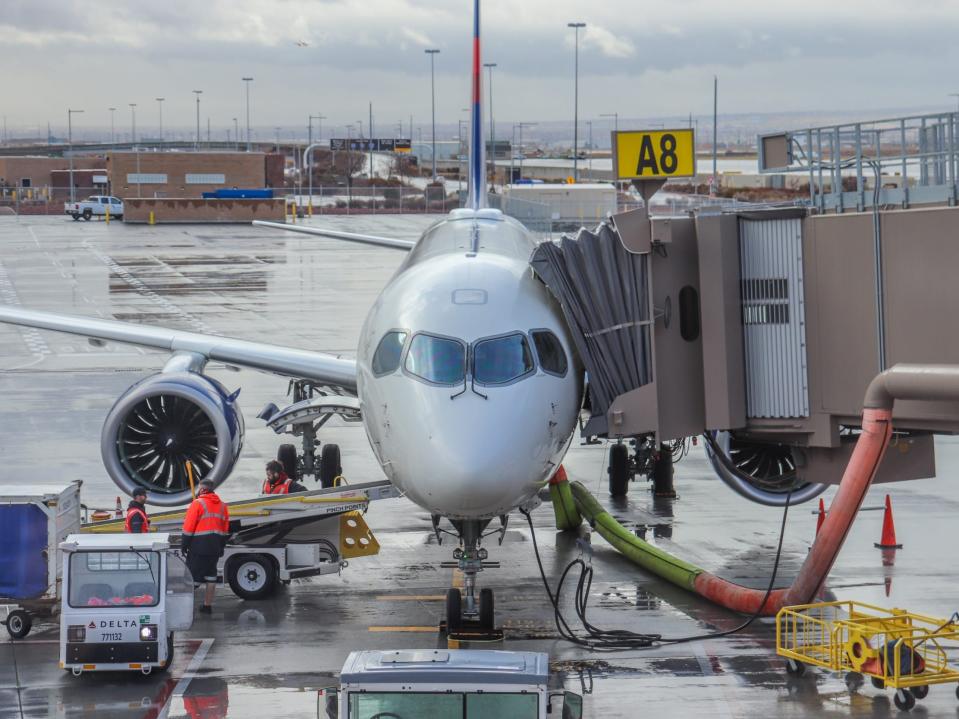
[108,107,116,146]
[155,97,164,143]
[192,90,202,150]
[425,49,440,181]
[242,77,253,151]
[567,22,586,182]
[67,109,84,203]
[233,118,239,150]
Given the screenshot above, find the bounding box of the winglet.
[467,0,487,210]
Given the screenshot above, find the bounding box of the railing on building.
[758,111,959,212]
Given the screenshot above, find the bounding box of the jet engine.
[705,431,827,507]
[101,372,244,506]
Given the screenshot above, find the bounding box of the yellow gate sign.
[612,129,696,180]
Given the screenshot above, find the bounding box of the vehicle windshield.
[349,692,538,719]
[473,333,535,385]
[405,333,466,385]
[68,551,160,608]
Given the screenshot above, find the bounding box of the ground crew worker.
[262,460,306,494]
[181,479,230,614]
[124,488,150,533]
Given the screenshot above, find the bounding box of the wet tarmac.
[2,215,959,718]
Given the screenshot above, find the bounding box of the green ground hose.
[566,480,704,591]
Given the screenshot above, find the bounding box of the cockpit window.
[371,331,408,376]
[531,330,568,376]
[473,333,535,385]
[405,333,466,385]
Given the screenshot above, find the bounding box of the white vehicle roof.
[60,533,171,552]
[340,650,548,686]
[0,482,80,503]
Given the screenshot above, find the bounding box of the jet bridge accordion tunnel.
[531,202,959,507]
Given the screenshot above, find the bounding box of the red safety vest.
[182,492,230,539]
[124,506,150,533]
[262,475,291,495]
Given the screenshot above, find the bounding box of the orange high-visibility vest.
[262,478,291,495]
[182,493,230,539]
[124,506,150,533]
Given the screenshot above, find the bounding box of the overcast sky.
[3,0,958,139]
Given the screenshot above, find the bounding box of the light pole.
[108,107,116,146]
[67,109,83,203]
[155,97,164,143]
[192,90,202,150]
[242,77,253,151]
[600,112,618,135]
[484,62,497,183]
[712,75,718,196]
[129,103,137,145]
[567,22,586,182]
[425,48,440,180]
[516,122,536,181]
[586,120,592,180]
[232,118,239,150]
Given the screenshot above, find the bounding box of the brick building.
[108,152,271,199]
[0,156,105,194]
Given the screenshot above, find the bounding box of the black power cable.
[521,488,792,650]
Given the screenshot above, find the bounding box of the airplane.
[295,40,310,47]
[0,0,581,630]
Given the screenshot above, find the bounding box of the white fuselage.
[356,208,582,519]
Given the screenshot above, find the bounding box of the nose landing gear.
[441,519,503,641]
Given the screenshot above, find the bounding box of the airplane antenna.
[467,0,487,210]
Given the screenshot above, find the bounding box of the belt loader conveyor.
[81,480,399,600]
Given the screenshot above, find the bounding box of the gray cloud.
[1,0,957,138]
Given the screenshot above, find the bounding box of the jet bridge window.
[472,333,535,385]
[530,329,568,376]
[405,333,466,385]
[372,331,408,376]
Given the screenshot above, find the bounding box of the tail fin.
[467,0,487,210]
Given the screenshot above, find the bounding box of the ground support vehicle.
[64,195,123,221]
[323,650,583,719]
[59,532,193,676]
[777,600,959,710]
[83,479,396,600]
[1,482,82,639]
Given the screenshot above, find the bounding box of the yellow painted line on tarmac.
[374,595,445,601]
[368,626,437,633]
[447,639,461,649]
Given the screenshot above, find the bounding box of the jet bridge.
[532,116,959,506]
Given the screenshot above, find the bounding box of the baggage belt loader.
[82,480,398,600]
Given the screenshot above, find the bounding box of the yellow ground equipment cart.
[777,600,959,711]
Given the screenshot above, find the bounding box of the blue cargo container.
[201,188,274,200]
[1,482,82,638]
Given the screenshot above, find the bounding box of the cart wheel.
[910,684,928,700]
[5,610,32,639]
[871,677,885,690]
[226,555,277,600]
[893,689,915,711]
[785,659,805,677]
[158,633,174,672]
[844,672,864,691]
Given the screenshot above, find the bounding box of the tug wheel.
[5,610,32,639]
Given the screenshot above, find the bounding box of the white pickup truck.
[64,195,123,221]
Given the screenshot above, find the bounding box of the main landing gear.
[436,517,505,641]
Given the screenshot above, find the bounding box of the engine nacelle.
[101,372,244,507]
[705,431,827,507]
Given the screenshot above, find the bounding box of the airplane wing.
[253,220,415,251]
[0,305,357,392]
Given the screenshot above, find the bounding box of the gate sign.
[612,129,696,180]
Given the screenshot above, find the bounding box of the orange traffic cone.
[115,496,122,518]
[874,494,902,549]
[815,498,826,536]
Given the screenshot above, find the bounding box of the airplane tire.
[608,443,630,497]
[319,443,342,488]
[277,443,298,480]
[479,588,494,630]
[446,588,462,632]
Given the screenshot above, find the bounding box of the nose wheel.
[441,519,503,641]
